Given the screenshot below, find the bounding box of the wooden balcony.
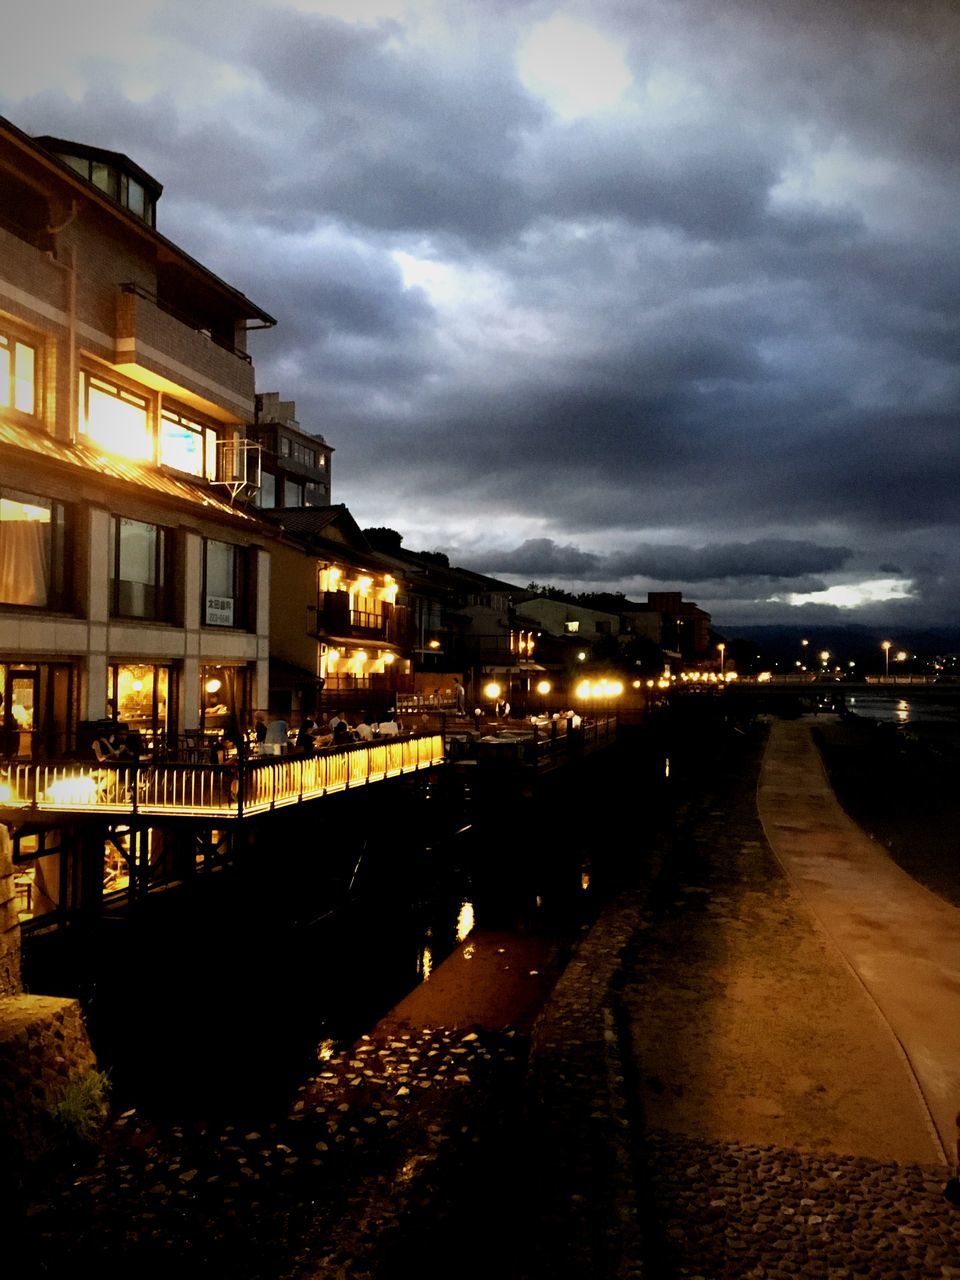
[0,734,445,822]
[307,595,410,645]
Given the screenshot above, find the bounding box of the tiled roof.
[0,419,261,523]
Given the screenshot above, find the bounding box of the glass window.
[0,488,69,608]
[79,372,152,462]
[126,178,145,218]
[109,517,171,620]
[284,480,303,507]
[0,331,37,417]
[160,407,217,479]
[257,471,276,509]
[204,539,246,627]
[91,161,119,199]
[280,437,290,456]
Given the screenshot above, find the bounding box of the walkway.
[758,716,960,1159]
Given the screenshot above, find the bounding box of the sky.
[4,0,960,627]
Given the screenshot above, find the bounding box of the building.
[247,392,333,510]
[261,506,413,718]
[0,116,279,920]
[622,592,712,664]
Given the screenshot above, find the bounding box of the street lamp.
[718,642,725,677]
[881,640,892,679]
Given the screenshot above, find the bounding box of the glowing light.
[0,782,13,803]
[455,900,475,943]
[47,776,98,805]
[575,677,624,699]
[646,680,655,688]
[383,652,396,664]
[428,639,441,649]
[327,649,341,662]
[632,680,641,688]
[205,677,222,694]
[758,672,772,683]
[131,679,144,692]
[577,651,587,662]
[484,682,502,699]
[581,870,591,892]
[356,576,373,593]
[356,651,368,663]
[725,671,738,682]
[536,680,552,695]
[517,15,632,118]
[895,650,908,662]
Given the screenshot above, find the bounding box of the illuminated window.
[564,620,580,633]
[0,330,37,416]
[203,539,248,628]
[79,372,152,461]
[109,517,173,620]
[0,488,70,608]
[160,406,217,479]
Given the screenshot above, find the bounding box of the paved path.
[758,717,960,1160]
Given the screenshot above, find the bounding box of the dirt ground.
[620,726,942,1166]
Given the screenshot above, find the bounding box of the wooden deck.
[0,734,446,822]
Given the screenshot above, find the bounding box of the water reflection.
[455,899,475,942]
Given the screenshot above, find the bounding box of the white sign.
[205,595,234,626]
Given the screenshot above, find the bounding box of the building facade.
[0,116,278,924]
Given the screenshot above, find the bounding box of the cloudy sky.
[4,0,960,626]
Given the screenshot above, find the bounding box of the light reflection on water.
[847,693,960,736]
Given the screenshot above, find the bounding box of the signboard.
[205,595,234,626]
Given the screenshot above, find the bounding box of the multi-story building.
[0,117,277,758]
[247,392,333,510]
[0,116,283,920]
[262,506,413,718]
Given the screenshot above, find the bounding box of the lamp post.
[881,640,892,680]
[718,642,725,678]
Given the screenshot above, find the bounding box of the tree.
[362,527,404,552]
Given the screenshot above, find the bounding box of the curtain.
[0,521,49,606]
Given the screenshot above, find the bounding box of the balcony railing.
[0,733,445,821]
[307,595,410,645]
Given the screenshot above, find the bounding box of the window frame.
[108,515,175,622]
[0,325,39,420]
[0,486,71,611]
[159,403,218,481]
[202,538,249,629]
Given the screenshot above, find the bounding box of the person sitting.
[332,718,353,746]
[92,729,132,763]
[295,717,317,754]
[263,718,289,755]
[378,711,399,737]
[354,716,374,741]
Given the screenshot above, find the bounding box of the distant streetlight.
[881,640,892,679]
[718,642,726,676]
[895,650,908,663]
[819,650,830,665]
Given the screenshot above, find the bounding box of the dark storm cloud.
[237,10,544,243]
[5,0,960,625]
[460,536,851,585]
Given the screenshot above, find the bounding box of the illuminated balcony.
[0,734,446,822]
[114,283,255,424]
